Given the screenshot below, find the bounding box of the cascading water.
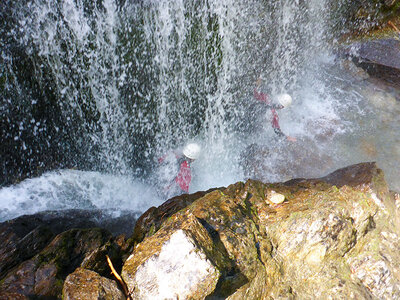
[1,0,399,222]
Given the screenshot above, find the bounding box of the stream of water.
[1,0,399,222]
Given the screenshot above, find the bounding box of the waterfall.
[2,0,397,220]
[2,0,337,174]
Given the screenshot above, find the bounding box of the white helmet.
[276,93,292,108]
[183,143,201,160]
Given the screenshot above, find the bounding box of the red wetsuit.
[159,153,191,193]
[175,159,191,193]
[254,88,285,137]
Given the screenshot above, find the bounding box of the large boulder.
[122,162,400,299]
[123,213,223,299]
[62,267,125,300]
[341,38,400,87]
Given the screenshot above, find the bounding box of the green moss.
[341,15,400,42]
[148,224,156,236]
[54,278,64,291]
[331,185,340,193]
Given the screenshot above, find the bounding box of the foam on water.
[0,170,162,222]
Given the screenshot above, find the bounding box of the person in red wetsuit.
[158,143,201,198]
[254,78,296,142]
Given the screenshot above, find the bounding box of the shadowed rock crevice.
[130,188,221,246]
[0,209,139,281]
[197,217,250,299]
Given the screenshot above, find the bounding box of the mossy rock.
[0,228,112,298]
[122,163,400,298]
[63,267,125,300]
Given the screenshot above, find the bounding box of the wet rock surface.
[1,162,400,299]
[0,209,139,279]
[240,138,335,182]
[131,189,220,247]
[341,38,400,87]
[123,162,400,299]
[63,267,125,300]
[0,209,138,299]
[0,228,113,298]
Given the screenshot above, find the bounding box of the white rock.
[130,229,219,300]
[305,244,327,266]
[361,87,398,111]
[268,190,286,204]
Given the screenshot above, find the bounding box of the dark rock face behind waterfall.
[1,163,400,299]
[0,0,94,187]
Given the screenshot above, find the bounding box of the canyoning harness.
[254,88,286,137]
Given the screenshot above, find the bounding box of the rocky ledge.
[1,162,400,299]
[341,38,400,88]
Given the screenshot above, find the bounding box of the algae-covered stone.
[0,228,112,298]
[131,189,218,246]
[62,267,125,300]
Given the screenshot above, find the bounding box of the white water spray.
[1,0,399,221]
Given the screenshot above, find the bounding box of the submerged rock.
[240,139,334,182]
[122,162,400,299]
[340,59,370,81]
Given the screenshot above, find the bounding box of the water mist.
[1,0,399,221]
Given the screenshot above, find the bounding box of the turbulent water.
[0,169,158,221]
[1,0,399,222]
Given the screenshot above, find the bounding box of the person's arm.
[158,154,167,163]
[254,87,265,102]
[158,149,181,163]
[271,109,296,141]
[254,78,270,104]
[254,87,283,109]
